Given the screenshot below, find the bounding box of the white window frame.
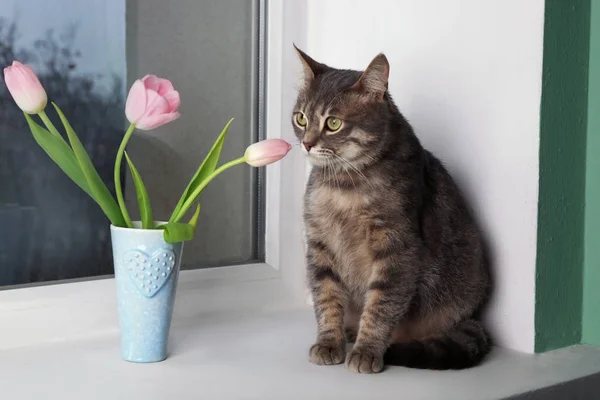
[264,0,310,301]
[0,0,310,350]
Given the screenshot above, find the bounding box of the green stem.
[173,156,246,222]
[39,110,66,142]
[114,124,136,228]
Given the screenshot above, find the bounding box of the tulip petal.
[126,74,180,130]
[244,139,292,167]
[142,89,170,117]
[163,90,181,112]
[142,74,175,96]
[135,112,180,130]
[125,79,147,124]
[4,61,47,114]
[13,67,38,107]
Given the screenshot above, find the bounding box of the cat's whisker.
[327,159,333,186]
[338,155,368,179]
[333,159,342,191]
[327,157,341,191]
[359,151,377,162]
[333,154,372,188]
[331,154,352,172]
[330,160,339,191]
[340,159,357,190]
[324,156,332,185]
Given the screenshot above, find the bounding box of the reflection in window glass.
[0,0,126,286]
[0,0,264,288]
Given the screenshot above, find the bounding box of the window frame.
[264,0,309,299]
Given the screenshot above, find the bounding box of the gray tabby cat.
[292,46,491,373]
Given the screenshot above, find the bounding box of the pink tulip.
[244,139,292,167]
[3,61,47,114]
[125,74,180,130]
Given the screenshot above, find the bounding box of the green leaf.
[25,114,94,199]
[39,110,69,144]
[169,118,234,222]
[124,151,153,229]
[158,222,195,243]
[52,103,126,227]
[188,202,201,229]
[172,156,246,223]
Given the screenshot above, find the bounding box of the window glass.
[0,0,263,287]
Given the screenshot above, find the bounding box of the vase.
[110,222,184,363]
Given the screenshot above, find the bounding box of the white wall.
[292,0,545,353]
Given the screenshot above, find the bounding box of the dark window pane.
[0,0,263,287]
[0,0,126,286]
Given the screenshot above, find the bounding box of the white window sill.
[1,265,600,399]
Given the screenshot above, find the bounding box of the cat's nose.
[303,142,314,152]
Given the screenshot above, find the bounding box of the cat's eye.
[295,112,308,127]
[326,117,342,132]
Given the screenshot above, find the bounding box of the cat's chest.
[305,184,374,287]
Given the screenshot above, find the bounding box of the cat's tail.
[383,319,490,370]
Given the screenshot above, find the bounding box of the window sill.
[1,265,600,399]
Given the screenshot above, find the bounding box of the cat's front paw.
[346,347,384,373]
[309,343,346,365]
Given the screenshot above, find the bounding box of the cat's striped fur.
[293,47,491,373]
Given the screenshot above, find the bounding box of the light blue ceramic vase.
[110,222,184,363]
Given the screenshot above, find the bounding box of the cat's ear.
[352,53,390,100]
[294,44,328,86]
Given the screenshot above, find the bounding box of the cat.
[292,46,491,374]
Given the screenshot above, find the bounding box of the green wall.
[583,0,600,346]
[535,0,590,352]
